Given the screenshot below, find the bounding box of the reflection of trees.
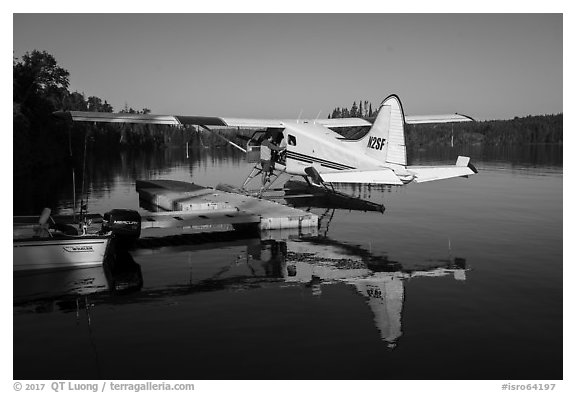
[14,140,561,217]
[13,143,246,215]
[407,143,562,168]
[87,145,244,182]
[13,164,74,215]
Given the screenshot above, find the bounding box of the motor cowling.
[102,209,141,243]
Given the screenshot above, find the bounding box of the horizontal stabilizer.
[456,156,470,167]
[408,156,478,183]
[319,168,404,186]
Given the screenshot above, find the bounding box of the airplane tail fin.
[363,94,407,166]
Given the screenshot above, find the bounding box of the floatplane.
[55,94,477,196]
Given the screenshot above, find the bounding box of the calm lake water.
[13,144,563,380]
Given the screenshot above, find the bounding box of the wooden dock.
[136,180,318,235]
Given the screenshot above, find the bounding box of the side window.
[288,135,297,146]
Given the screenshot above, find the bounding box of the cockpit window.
[288,135,297,146]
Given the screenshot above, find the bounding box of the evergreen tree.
[350,101,358,117]
[102,100,113,112]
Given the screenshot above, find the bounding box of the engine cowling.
[102,209,141,243]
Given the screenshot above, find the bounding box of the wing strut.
[199,125,246,153]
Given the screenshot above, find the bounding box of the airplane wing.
[55,111,474,128]
[315,118,372,127]
[315,113,473,127]
[54,111,286,128]
[57,111,369,128]
[404,114,474,124]
[316,156,477,186]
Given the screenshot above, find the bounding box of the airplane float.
[55,94,477,194]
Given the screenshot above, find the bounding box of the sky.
[12,13,563,121]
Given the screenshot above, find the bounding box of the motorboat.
[13,208,141,272]
[13,208,113,271]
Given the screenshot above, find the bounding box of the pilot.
[259,134,285,195]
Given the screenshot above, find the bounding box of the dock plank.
[141,210,260,229]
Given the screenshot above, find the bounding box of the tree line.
[406,114,562,146]
[14,50,145,173]
[329,100,375,119]
[329,101,562,145]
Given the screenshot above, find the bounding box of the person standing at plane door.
[278,133,287,164]
[259,134,285,196]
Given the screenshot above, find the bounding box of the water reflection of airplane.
[285,237,467,348]
[15,230,467,350]
[137,234,467,349]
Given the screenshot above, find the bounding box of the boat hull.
[13,235,112,272]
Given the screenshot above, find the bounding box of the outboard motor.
[102,209,141,245]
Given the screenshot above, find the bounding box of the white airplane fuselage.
[281,122,386,176]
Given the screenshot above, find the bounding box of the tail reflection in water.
[281,238,467,348]
[349,262,466,348]
[14,232,467,350]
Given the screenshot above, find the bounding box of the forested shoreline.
[14,50,562,175]
[330,101,562,146]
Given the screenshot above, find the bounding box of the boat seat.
[54,223,79,236]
